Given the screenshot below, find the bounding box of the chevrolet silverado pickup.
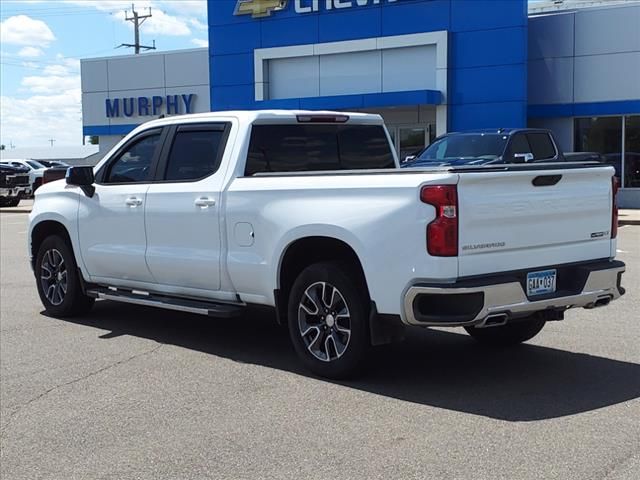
[28,111,625,378]
[1,164,31,207]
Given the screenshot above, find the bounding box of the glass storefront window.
[624,115,640,188]
[574,116,623,181]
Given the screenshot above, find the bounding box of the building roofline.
[80,47,207,63]
[529,0,640,16]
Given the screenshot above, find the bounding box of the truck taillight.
[612,176,619,239]
[421,185,458,257]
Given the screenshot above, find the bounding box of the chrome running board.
[86,287,245,318]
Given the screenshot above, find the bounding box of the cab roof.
[137,110,384,130]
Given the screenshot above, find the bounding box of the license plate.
[527,269,557,296]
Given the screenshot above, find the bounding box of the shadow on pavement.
[52,300,640,422]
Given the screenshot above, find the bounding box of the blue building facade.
[208,0,528,137]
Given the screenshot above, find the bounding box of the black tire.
[465,317,546,347]
[7,198,20,207]
[287,261,370,379]
[35,235,95,317]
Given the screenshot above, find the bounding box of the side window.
[527,133,556,160]
[104,133,161,184]
[164,126,227,181]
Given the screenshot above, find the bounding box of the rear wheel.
[35,235,94,317]
[287,261,370,379]
[465,317,546,347]
[7,198,20,207]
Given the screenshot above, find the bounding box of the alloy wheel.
[40,248,67,306]
[298,281,351,362]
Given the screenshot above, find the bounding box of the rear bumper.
[403,260,625,327]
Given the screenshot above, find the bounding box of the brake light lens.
[296,114,349,123]
[612,176,619,239]
[421,185,458,256]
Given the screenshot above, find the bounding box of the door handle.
[194,197,216,208]
[125,196,143,207]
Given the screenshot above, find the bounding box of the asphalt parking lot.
[1,209,639,480]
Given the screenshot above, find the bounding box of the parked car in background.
[28,111,625,378]
[38,160,70,168]
[402,128,592,167]
[0,159,48,194]
[0,163,32,207]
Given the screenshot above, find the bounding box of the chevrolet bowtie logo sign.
[234,0,288,18]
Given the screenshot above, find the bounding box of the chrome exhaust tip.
[594,296,611,308]
[478,313,509,328]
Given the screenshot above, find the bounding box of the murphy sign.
[105,94,196,118]
[234,0,398,18]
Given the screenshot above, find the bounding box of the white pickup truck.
[28,110,625,378]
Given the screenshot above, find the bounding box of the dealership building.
[81,0,640,206]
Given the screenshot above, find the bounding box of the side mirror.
[513,153,534,163]
[66,166,95,197]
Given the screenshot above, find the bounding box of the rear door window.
[505,133,531,162]
[527,133,557,160]
[163,125,228,181]
[245,124,394,175]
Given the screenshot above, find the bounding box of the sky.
[0,0,208,149]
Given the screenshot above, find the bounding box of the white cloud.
[159,0,207,17]
[132,9,191,36]
[189,18,208,31]
[0,54,83,147]
[191,38,208,48]
[17,46,45,58]
[22,75,80,94]
[0,89,82,147]
[0,15,56,47]
[63,0,195,36]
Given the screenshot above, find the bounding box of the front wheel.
[35,235,95,317]
[465,317,546,347]
[287,262,370,379]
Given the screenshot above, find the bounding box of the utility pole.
[119,3,156,54]
[48,138,56,147]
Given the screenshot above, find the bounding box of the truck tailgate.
[457,165,614,277]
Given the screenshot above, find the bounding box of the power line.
[118,4,156,55]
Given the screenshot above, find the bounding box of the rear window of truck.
[245,124,394,176]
